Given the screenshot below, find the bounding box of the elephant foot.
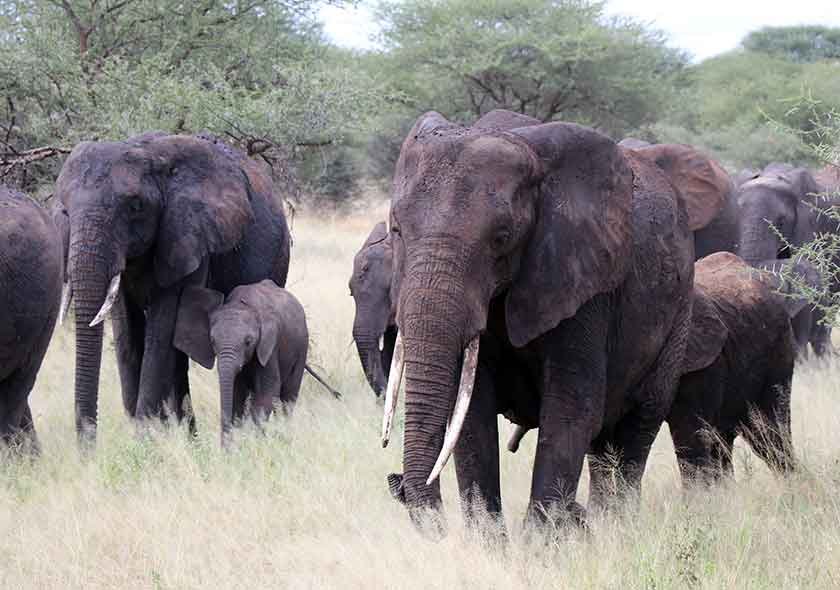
[526,499,588,531]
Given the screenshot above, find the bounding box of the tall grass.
[2,212,840,589]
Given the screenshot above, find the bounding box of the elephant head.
[350,222,396,399]
[55,133,259,439]
[174,281,283,443]
[383,110,633,523]
[735,163,822,266]
[631,143,733,233]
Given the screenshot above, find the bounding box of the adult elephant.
[382,109,695,531]
[55,132,290,444]
[0,186,63,450]
[735,163,836,356]
[350,223,396,400]
[621,141,739,259]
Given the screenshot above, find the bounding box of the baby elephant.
[668,252,798,482]
[174,280,308,444]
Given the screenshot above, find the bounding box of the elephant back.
[687,253,791,374]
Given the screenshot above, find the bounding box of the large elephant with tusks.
[382,110,695,533]
[54,132,290,445]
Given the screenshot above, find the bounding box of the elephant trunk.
[68,218,120,446]
[353,327,386,398]
[217,349,239,447]
[737,215,782,266]
[394,260,481,531]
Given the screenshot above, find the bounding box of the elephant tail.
[304,364,342,400]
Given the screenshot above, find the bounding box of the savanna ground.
[3,207,840,589]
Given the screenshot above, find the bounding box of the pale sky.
[319,0,840,62]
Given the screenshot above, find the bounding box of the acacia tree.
[1,0,380,199]
[375,0,687,133]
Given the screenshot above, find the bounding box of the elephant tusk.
[89,273,121,327]
[378,334,385,352]
[507,425,529,453]
[381,331,404,448]
[426,335,480,486]
[59,283,73,326]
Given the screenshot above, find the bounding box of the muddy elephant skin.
[669,253,796,481]
[383,109,694,531]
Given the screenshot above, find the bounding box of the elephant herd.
[2,109,839,536]
[350,110,840,530]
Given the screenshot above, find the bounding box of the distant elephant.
[623,142,739,259]
[54,132,290,445]
[350,222,396,399]
[382,109,695,531]
[174,280,307,444]
[0,186,64,450]
[735,163,837,356]
[668,253,798,482]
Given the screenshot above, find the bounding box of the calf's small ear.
[174,286,224,369]
[257,317,280,367]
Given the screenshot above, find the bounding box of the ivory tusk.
[507,425,529,453]
[378,334,384,352]
[381,331,404,448]
[426,335,480,486]
[89,273,121,327]
[59,283,73,326]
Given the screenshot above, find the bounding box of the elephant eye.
[493,229,511,251]
[130,197,143,213]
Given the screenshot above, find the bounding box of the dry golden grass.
[3,212,840,589]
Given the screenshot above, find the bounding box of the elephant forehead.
[211,305,256,331]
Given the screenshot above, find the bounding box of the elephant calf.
[668,252,797,482]
[174,279,308,444]
[0,186,63,451]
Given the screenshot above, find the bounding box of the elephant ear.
[151,135,255,287]
[174,285,224,370]
[474,109,540,131]
[243,280,284,367]
[783,167,823,245]
[362,222,388,250]
[506,122,634,347]
[635,144,731,231]
[684,287,728,374]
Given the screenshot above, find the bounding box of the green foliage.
[374,0,688,133]
[649,51,840,169]
[1,0,381,203]
[743,26,840,63]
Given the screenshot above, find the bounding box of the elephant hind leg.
[0,369,38,452]
[744,382,795,474]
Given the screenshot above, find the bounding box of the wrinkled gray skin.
[174,280,307,445]
[0,187,63,451]
[54,132,290,446]
[386,110,694,533]
[350,223,396,399]
[735,163,836,356]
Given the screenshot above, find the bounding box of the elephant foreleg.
[135,287,180,422]
[112,291,145,418]
[453,361,502,526]
[528,298,609,526]
[610,305,691,496]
